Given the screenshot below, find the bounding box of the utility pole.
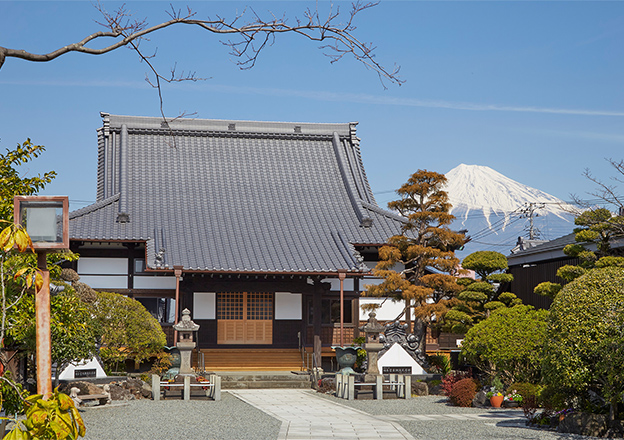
[520,202,545,240]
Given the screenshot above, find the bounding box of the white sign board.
[377,343,426,375]
[57,357,107,381]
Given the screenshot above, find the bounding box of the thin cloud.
[194,83,624,117]
[3,78,623,117]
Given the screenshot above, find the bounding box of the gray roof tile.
[70,113,407,273]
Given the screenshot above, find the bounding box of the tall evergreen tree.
[363,170,466,352]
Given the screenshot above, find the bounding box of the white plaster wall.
[362,261,405,272]
[193,292,216,319]
[359,298,407,321]
[321,278,355,291]
[79,275,127,289]
[133,276,177,290]
[275,292,302,320]
[77,257,128,275]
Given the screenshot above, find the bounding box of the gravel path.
[314,394,600,440]
[79,393,281,440]
[75,392,600,440]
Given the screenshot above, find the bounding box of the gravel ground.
[79,393,281,440]
[313,393,603,440]
[32,392,604,440]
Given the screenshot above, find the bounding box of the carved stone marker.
[379,321,428,368]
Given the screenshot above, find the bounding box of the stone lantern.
[173,308,200,376]
[359,312,385,381]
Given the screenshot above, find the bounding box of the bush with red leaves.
[448,378,478,407]
[441,369,472,396]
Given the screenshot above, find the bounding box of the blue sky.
[1,1,623,220]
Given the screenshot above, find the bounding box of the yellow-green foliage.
[461,305,548,385]
[7,291,97,369]
[595,256,624,268]
[4,388,85,439]
[89,291,167,371]
[534,282,562,299]
[543,267,624,406]
[461,251,508,280]
[507,382,542,404]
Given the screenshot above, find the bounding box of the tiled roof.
[506,233,576,265]
[70,113,406,273]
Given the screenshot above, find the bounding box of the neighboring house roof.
[507,232,624,266]
[507,233,576,266]
[70,113,406,273]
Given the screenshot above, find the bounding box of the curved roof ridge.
[69,193,120,219]
[101,113,353,137]
[361,201,407,223]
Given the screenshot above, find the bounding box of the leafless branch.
[0,1,402,145]
[0,1,402,87]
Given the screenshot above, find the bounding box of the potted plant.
[486,390,504,407]
[503,390,523,408]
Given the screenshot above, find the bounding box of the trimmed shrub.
[544,267,624,416]
[461,304,548,384]
[441,370,472,396]
[449,378,477,407]
[539,385,568,411]
[507,382,541,406]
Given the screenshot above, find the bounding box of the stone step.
[222,380,312,390]
[219,373,309,381]
[217,371,312,389]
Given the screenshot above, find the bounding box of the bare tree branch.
[0,1,402,88]
[0,2,402,146]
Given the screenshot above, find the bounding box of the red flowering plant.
[504,390,523,404]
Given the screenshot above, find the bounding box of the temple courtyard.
[79,390,593,439]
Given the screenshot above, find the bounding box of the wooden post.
[313,278,322,368]
[338,270,346,347]
[173,265,183,343]
[36,252,52,397]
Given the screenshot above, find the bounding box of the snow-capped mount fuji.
[444,164,577,255]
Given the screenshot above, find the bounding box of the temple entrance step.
[216,371,312,389]
[193,348,304,371]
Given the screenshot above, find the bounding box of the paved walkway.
[230,389,415,440]
[229,389,526,440]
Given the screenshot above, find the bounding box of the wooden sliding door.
[217,292,273,344]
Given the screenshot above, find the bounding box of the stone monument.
[173,308,200,376]
[379,321,429,369]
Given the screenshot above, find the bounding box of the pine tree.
[363,170,466,352]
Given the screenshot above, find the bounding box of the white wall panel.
[275,292,302,320]
[321,278,355,291]
[359,298,407,321]
[77,258,128,275]
[133,276,177,290]
[194,292,216,319]
[79,275,127,289]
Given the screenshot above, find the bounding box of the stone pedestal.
[177,341,196,376]
[363,342,383,382]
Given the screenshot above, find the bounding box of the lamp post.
[14,196,69,397]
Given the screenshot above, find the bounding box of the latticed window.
[217,292,244,320]
[247,292,273,320]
